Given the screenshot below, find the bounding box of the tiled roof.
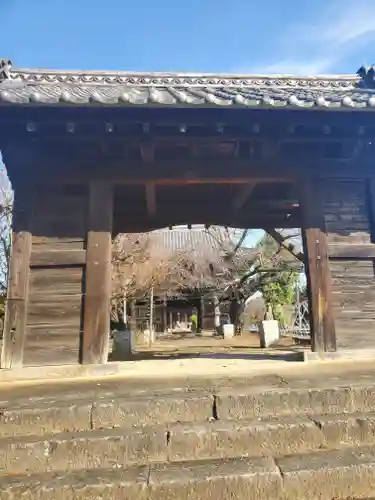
[118,225,255,262]
[141,225,241,260]
[149,225,231,254]
[1,64,375,110]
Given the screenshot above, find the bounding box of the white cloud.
[242,58,335,76]
[239,0,375,75]
[296,1,375,48]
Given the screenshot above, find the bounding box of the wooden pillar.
[82,182,113,365]
[300,179,336,352]
[163,295,168,332]
[1,186,34,368]
[199,296,204,333]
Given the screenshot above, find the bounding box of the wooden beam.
[145,183,156,217]
[4,150,364,174]
[300,179,336,353]
[328,243,375,259]
[82,182,113,365]
[15,167,292,185]
[233,183,257,211]
[1,186,35,368]
[113,212,302,234]
[30,249,86,267]
[115,203,299,217]
[124,177,287,185]
[15,154,375,186]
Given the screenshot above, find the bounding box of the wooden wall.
[22,186,86,366]
[323,179,375,349]
[5,176,375,367]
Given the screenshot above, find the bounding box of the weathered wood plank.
[329,260,375,277]
[321,179,375,350]
[30,249,86,267]
[24,322,82,366]
[328,243,375,259]
[1,187,34,369]
[32,236,85,250]
[31,189,87,241]
[29,267,83,297]
[26,325,82,342]
[82,182,113,365]
[23,326,80,366]
[19,186,87,367]
[327,232,372,244]
[27,295,82,326]
[301,178,336,353]
[336,321,375,349]
[323,179,372,245]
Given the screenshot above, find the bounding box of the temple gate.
[1,60,375,368]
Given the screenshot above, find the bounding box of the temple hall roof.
[1,60,375,110]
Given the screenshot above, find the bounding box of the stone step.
[2,411,375,475]
[4,445,375,500]
[1,383,375,438]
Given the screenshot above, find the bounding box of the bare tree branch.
[265,228,304,263]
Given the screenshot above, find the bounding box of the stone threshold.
[0,357,302,384]
[0,348,374,385]
[304,347,375,362]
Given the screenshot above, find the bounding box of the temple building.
[1,60,375,368]
[118,225,238,333]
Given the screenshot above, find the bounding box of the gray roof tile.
[1,67,374,110]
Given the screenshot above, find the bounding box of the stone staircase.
[2,372,375,498]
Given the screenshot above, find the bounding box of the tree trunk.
[229,299,242,334]
[130,299,137,333]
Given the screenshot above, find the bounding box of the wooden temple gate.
[1,61,375,368]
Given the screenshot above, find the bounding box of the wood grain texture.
[30,249,86,267]
[23,267,84,366]
[29,267,83,296]
[324,179,375,350]
[323,180,371,244]
[31,189,87,240]
[1,187,35,369]
[82,182,113,365]
[32,236,85,250]
[328,243,375,259]
[19,186,87,367]
[301,178,336,353]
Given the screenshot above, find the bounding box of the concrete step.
[1,382,375,438]
[1,411,375,475]
[3,445,375,499]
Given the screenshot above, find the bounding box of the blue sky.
[3,0,374,248]
[2,0,375,75]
